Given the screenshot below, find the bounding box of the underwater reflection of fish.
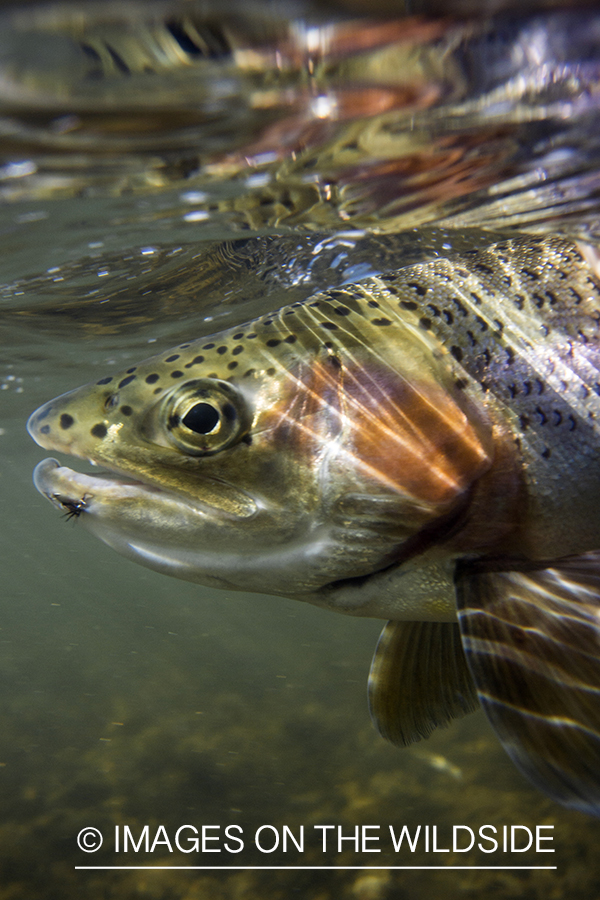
[27,232,600,817]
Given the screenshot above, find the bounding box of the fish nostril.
[104,393,119,411]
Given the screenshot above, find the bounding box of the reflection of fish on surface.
[27,232,600,817]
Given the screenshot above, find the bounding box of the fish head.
[27,299,494,606]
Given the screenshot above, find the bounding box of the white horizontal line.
[75,866,558,871]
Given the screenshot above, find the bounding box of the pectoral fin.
[456,554,600,816]
[368,620,479,746]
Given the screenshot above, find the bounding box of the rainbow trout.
[27,233,600,816]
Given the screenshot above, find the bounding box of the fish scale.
[26,232,600,818]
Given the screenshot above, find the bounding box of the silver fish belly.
[27,233,600,817]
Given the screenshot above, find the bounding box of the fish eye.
[163,379,251,455]
[182,403,220,435]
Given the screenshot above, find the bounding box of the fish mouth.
[33,457,182,515]
[32,457,258,520]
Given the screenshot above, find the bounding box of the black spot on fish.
[266,338,281,346]
[552,410,562,426]
[335,306,350,316]
[372,318,391,327]
[91,423,107,439]
[508,384,518,399]
[535,406,548,426]
[233,333,244,340]
[106,44,130,74]
[222,402,236,422]
[243,369,255,378]
[493,319,504,334]
[153,388,162,395]
[321,322,338,330]
[475,316,488,331]
[179,344,190,349]
[118,375,136,389]
[232,346,244,355]
[59,414,74,430]
[120,405,133,416]
[426,304,440,317]
[568,415,577,431]
[171,370,184,378]
[203,343,215,350]
[266,368,276,376]
[505,347,515,364]
[470,292,483,305]
[541,447,551,459]
[285,335,297,344]
[217,346,228,355]
[474,263,494,276]
[521,268,540,280]
[185,356,205,368]
[126,367,137,374]
[533,293,545,309]
[167,414,179,430]
[97,376,113,385]
[37,406,52,420]
[450,346,463,362]
[40,424,50,435]
[519,414,530,431]
[400,300,418,311]
[442,310,454,325]
[454,378,467,390]
[368,300,380,308]
[513,296,525,310]
[247,334,257,340]
[145,374,160,384]
[419,318,432,330]
[407,281,427,296]
[165,355,180,363]
[228,361,238,370]
[452,298,468,316]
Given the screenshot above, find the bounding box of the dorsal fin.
[456,554,600,816]
[368,620,479,746]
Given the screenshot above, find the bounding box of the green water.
[2,1,600,897]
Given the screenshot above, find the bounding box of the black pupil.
[182,403,220,434]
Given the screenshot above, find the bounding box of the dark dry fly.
[58,494,90,521]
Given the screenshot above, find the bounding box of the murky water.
[3,2,600,897]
